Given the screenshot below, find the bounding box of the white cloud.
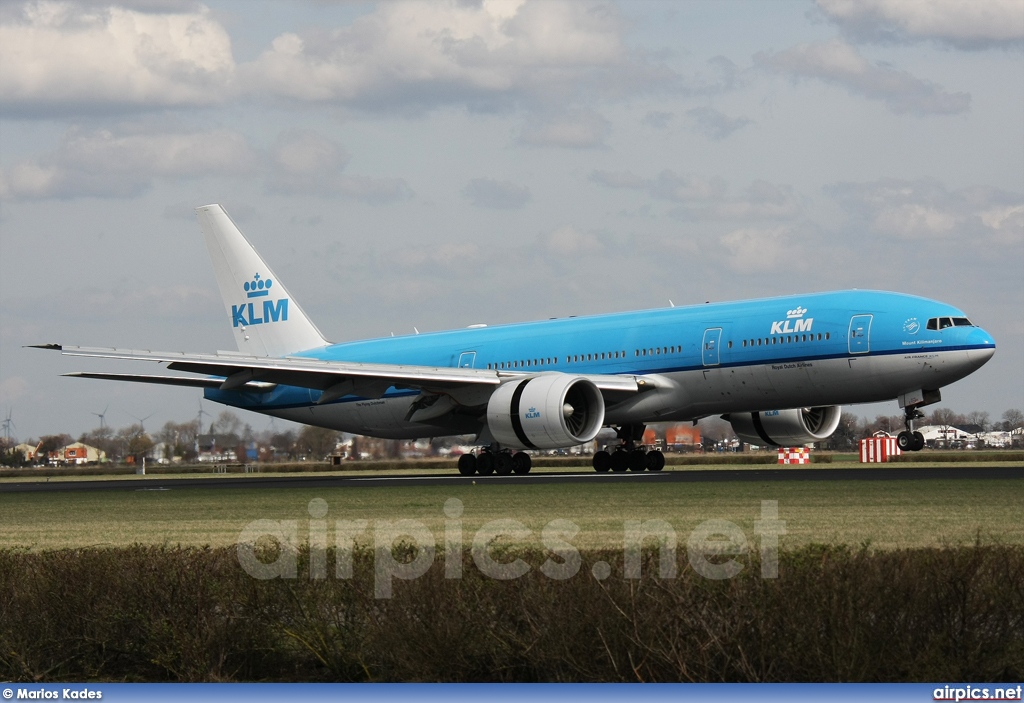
[463,177,531,209]
[828,178,1024,241]
[0,126,257,199]
[239,0,665,112]
[757,38,970,115]
[816,0,1024,50]
[265,128,412,203]
[0,1,235,114]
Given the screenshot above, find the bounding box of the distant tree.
[80,426,116,458]
[157,420,200,462]
[36,434,73,462]
[965,411,991,432]
[928,408,963,428]
[116,424,154,462]
[296,426,340,461]
[1001,409,1023,431]
[867,414,904,436]
[0,445,30,467]
[212,411,243,438]
[269,430,298,461]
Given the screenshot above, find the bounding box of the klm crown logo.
[244,273,273,298]
[525,407,541,419]
[232,272,289,328]
[771,305,813,335]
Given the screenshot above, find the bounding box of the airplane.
[35,204,996,475]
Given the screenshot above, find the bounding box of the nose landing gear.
[896,407,926,452]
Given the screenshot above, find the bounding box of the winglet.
[195,204,329,358]
[26,343,63,350]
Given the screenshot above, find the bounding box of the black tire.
[912,431,925,451]
[477,452,495,475]
[628,449,647,472]
[896,431,913,451]
[646,451,665,472]
[495,453,513,475]
[593,450,611,472]
[457,453,477,476]
[512,452,532,475]
[610,450,629,472]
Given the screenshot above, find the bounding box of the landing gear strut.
[592,424,665,472]
[897,407,926,452]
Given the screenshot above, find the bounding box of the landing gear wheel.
[912,431,925,451]
[477,452,495,475]
[512,452,532,475]
[457,453,477,476]
[593,450,611,473]
[628,450,648,472]
[646,451,665,472]
[494,453,513,475]
[610,450,629,472]
[897,431,913,451]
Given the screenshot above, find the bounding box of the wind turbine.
[2,409,15,444]
[197,401,210,434]
[128,412,153,432]
[91,405,109,430]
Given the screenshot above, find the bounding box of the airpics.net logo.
[770,306,813,335]
[235,498,786,599]
[232,272,289,328]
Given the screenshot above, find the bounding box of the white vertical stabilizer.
[196,204,329,357]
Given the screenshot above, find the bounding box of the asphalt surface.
[1,465,1022,493]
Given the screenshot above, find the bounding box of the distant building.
[13,443,41,463]
[197,434,239,462]
[48,442,106,465]
[664,424,702,451]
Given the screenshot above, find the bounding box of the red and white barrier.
[777,447,810,464]
[859,437,901,463]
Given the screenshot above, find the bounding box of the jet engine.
[726,406,842,447]
[487,375,605,450]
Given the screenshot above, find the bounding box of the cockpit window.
[926,316,972,330]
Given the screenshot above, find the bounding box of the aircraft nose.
[966,327,996,366]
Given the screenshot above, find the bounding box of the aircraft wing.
[34,344,640,404]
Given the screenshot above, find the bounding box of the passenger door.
[848,315,873,355]
[702,328,723,367]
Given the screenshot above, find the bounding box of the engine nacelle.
[726,406,842,447]
[487,375,605,450]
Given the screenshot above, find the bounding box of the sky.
[1,0,1022,442]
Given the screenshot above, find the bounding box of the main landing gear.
[457,448,532,476]
[896,407,926,452]
[591,424,665,473]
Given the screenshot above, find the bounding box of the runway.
[2,465,1022,493]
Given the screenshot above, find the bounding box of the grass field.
[2,475,1021,550]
